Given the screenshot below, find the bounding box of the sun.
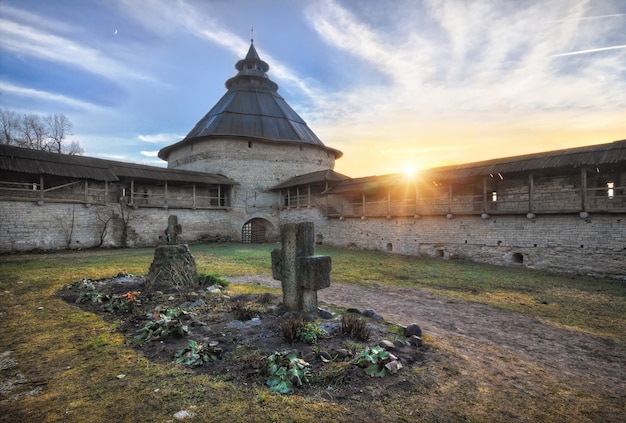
[403,164,417,178]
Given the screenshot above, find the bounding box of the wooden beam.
[580,168,587,211]
[528,172,534,212]
[482,177,488,212]
[130,179,134,206]
[164,182,168,207]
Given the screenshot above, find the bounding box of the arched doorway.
[241,218,272,243]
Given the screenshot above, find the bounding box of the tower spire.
[250,26,254,44]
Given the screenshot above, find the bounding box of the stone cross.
[165,214,182,245]
[271,221,331,316]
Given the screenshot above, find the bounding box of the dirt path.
[229,275,626,397]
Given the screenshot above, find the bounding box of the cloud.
[97,153,129,161]
[140,150,160,157]
[305,0,626,124]
[0,81,103,111]
[137,133,184,143]
[0,14,153,83]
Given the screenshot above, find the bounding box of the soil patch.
[55,273,626,420]
[58,275,432,402]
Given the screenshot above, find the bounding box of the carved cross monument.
[271,222,331,316]
[147,215,196,292]
[165,215,182,245]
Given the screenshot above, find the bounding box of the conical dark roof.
[159,42,341,160]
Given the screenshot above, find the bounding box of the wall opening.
[386,243,393,251]
[512,252,524,264]
[241,218,272,243]
[315,234,323,245]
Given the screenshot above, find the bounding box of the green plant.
[197,273,230,288]
[352,346,402,377]
[174,339,221,366]
[266,351,311,394]
[341,340,365,354]
[104,291,140,314]
[341,314,371,341]
[73,279,108,303]
[132,308,188,345]
[296,321,328,344]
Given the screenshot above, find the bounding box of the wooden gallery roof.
[0,145,235,186]
[324,139,626,194]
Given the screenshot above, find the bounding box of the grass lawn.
[1,244,624,422]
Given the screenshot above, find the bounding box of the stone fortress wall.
[1,168,624,279]
[280,207,625,280]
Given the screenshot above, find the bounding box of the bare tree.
[0,108,20,145]
[44,113,72,153]
[21,114,47,150]
[64,140,84,155]
[95,209,114,247]
[0,108,83,155]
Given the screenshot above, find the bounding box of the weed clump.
[281,316,305,343]
[341,314,371,341]
[197,273,230,288]
[231,301,265,321]
[314,361,352,387]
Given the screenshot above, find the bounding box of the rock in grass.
[405,323,422,337]
[173,410,195,419]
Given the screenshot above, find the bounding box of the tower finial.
[250,26,254,43]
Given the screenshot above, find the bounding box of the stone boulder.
[147,244,197,292]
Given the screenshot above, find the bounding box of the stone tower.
[158,41,342,241]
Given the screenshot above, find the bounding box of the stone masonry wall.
[2,199,624,280]
[0,201,238,253]
[307,213,625,280]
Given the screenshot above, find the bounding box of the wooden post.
[104,181,108,204]
[482,177,488,211]
[164,182,168,207]
[528,173,534,212]
[297,186,300,208]
[363,191,366,216]
[40,175,44,201]
[84,180,88,203]
[130,178,135,206]
[192,183,196,209]
[307,184,311,207]
[580,168,587,211]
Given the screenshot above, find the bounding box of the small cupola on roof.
[159,41,342,160]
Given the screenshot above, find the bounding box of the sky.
[1,0,625,177]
